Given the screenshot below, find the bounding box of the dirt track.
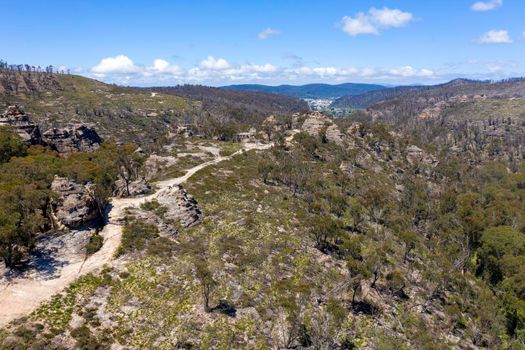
[0,142,270,327]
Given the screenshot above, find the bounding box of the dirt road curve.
[0,142,271,327]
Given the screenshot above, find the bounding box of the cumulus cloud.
[471,0,503,11]
[369,7,414,28]
[258,28,280,40]
[290,65,433,81]
[388,66,434,77]
[91,55,140,74]
[88,54,439,85]
[477,30,513,44]
[341,7,413,36]
[200,56,231,70]
[140,59,183,78]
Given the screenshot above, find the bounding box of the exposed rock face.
[113,176,152,197]
[261,115,282,140]
[325,124,345,145]
[50,176,99,229]
[124,207,177,237]
[406,145,438,166]
[300,111,328,137]
[0,106,103,155]
[299,111,346,146]
[156,185,202,228]
[42,125,102,155]
[0,105,41,144]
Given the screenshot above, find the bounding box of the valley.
[0,67,524,349]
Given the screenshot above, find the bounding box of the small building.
[234,128,256,142]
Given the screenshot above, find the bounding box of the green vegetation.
[0,72,190,149]
[1,72,525,348]
[85,232,104,255]
[0,127,27,163]
[116,221,159,257]
[0,136,141,267]
[443,98,525,122]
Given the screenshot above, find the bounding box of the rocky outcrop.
[113,176,152,197]
[42,125,101,155]
[406,145,438,167]
[156,185,202,228]
[0,105,41,144]
[300,111,329,137]
[299,111,346,146]
[124,207,178,237]
[325,124,345,145]
[50,176,99,229]
[0,105,103,155]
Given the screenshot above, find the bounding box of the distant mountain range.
[331,78,525,109]
[221,83,386,99]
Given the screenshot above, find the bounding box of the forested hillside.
[146,84,308,129]
[1,62,525,349]
[0,109,522,349]
[331,78,525,109]
[0,63,308,149]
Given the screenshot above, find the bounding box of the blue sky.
[2,0,524,86]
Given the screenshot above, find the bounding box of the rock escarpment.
[0,105,103,155]
[41,125,102,155]
[0,105,41,144]
[50,176,100,229]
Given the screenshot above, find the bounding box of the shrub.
[86,233,104,255]
[116,222,159,257]
[147,237,177,258]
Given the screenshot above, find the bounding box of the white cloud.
[369,7,414,28]
[341,7,413,36]
[341,13,379,36]
[200,56,231,70]
[147,59,182,74]
[290,65,432,81]
[477,30,513,44]
[258,28,280,40]
[388,66,434,77]
[88,54,441,85]
[91,55,140,74]
[486,63,502,72]
[471,0,503,11]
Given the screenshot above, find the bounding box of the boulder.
[113,176,153,197]
[42,125,101,155]
[0,105,41,144]
[50,176,99,229]
[155,184,202,228]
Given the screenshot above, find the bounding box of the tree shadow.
[351,300,379,315]
[211,300,236,317]
[0,202,110,283]
[1,235,68,281]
